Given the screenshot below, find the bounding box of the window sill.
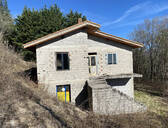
[108,64,117,65]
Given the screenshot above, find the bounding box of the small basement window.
[108,53,117,64]
[56,52,69,70]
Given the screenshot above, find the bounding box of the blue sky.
[7,0,168,39]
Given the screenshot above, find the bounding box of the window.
[108,54,112,64]
[108,53,117,64]
[56,52,69,70]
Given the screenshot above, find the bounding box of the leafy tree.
[0,0,13,36]
[63,10,87,27]
[8,5,86,61]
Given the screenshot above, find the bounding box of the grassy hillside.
[135,83,168,127]
[0,41,168,128]
[0,42,118,127]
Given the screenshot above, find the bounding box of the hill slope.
[0,42,168,128]
[0,42,118,128]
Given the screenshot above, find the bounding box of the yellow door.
[56,85,70,102]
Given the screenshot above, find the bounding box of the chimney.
[78,18,82,23]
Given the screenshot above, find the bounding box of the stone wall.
[91,85,147,115]
[36,28,135,104]
[87,34,133,76]
[36,30,89,103]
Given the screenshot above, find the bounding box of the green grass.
[134,85,168,128]
[135,89,168,117]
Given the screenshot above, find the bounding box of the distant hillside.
[0,41,168,128]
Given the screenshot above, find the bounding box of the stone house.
[24,19,146,114]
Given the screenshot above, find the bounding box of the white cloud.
[144,3,168,15]
[102,1,168,27]
[109,20,144,29]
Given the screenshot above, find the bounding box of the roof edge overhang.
[88,30,144,48]
[23,20,100,49]
[23,20,143,49]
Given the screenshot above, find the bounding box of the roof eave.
[24,21,100,49]
[88,30,144,48]
[23,20,144,49]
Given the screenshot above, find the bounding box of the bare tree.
[130,18,168,83]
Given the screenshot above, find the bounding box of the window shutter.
[113,54,117,64]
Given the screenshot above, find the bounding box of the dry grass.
[0,40,168,128]
[0,40,118,127]
[135,90,168,116]
[134,83,168,128]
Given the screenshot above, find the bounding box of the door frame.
[88,53,98,76]
[56,84,71,102]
